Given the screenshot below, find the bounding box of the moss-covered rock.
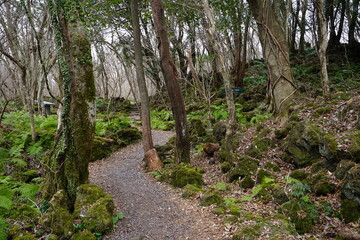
[74,184,115,234]
[71,231,96,240]
[199,190,224,206]
[245,138,274,159]
[340,199,360,223]
[310,160,327,173]
[256,169,273,183]
[13,234,37,240]
[289,169,309,181]
[281,122,323,167]
[169,164,204,188]
[91,137,118,161]
[213,121,226,143]
[349,131,360,162]
[10,204,40,227]
[39,190,75,238]
[220,162,232,173]
[280,199,318,234]
[189,119,207,137]
[239,175,255,189]
[114,127,141,145]
[181,184,202,199]
[264,162,281,172]
[306,170,336,196]
[232,217,295,240]
[335,160,356,180]
[212,206,226,215]
[341,165,360,204]
[228,156,259,182]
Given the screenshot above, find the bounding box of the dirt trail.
[89,130,226,240]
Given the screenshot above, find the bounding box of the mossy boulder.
[340,199,360,223]
[232,217,295,240]
[114,128,141,145]
[39,190,75,238]
[91,137,117,161]
[220,162,232,173]
[199,190,224,206]
[10,204,40,227]
[239,175,255,189]
[348,131,360,162]
[290,169,309,181]
[213,121,226,143]
[228,156,259,182]
[280,199,317,233]
[245,137,274,159]
[169,164,204,188]
[189,119,207,137]
[306,170,336,196]
[341,165,360,204]
[281,122,323,167]
[74,184,115,234]
[181,184,203,199]
[335,160,356,180]
[71,231,96,240]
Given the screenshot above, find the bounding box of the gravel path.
[89,130,226,240]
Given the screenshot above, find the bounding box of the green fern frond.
[10,158,28,168]
[0,185,14,200]
[0,196,13,210]
[15,183,39,200]
[0,217,7,240]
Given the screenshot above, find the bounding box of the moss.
[257,128,271,138]
[264,162,281,172]
[315,107,332,115]
[274,122,296,139]
[319,134,341,164]
[74,184,110,210]
[45,234,58,240]
[220,162,232,173]
[310,160,327,173]
[256,169,273,183]
[306,170,336,196]
[348,131,360,162]
[245,137,274,159]
[228,156,259,182]
[8,225,27,239]
[189,119,206,137]
[212,206,226,215]
[181,184,202,199]
[169,164,204,188]
[91,138,115,161]
[290,169,309,181]
[341,165,360,204]
[229,205,242,217]
[213,121,226,143]
[239,175,255,189]
[71,231,96,240]
[335,160,356,180]
[223,215,238,224]
[13,234,37,240]
[199,190,224,206]
[340,199,360,223]
[40,207,74,238]
[114,128,141,145]
[280,200,317,234]
[10,204,41,227]
[289,114,301,122]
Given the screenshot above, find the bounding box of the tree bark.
[44,0,96,208]
[203,0,237,162]
[248,0,297,114]
[151,0,190,163]
[299,0,308,53]
[315,0,330,100]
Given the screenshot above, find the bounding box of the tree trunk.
[239,15,251,84]
[248,0,297,114]
[348,0,360,46]
[131,0,162,171]
[315,0,330,100]
[299,0,308,53]
[203,0,237,162]
[151,0,190,163]
[44,0,96,208]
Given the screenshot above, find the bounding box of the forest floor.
[89,130,228,240]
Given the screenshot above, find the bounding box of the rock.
[144,148,163,172]
[239,175,255,189]
[189,119,207,137]
[245,137,274,159]
[349,132,360,162]
[10,204,40,228]
[281,122,323,167]
[228,156,259,182]
[74,184,115,234]
[39,190,75,238]
[199,190,224,206]
[91,137,117,161]
[290,169,309,181]
[280,199,318,233]
[232,216,295,240]
[306,170,336,196]
[340,199,360,223]
[203,143,220,157]
[169,164,204,188]
[335,160,356,180]
[181,184,202,199]
[71,231,96,240]
[341,165,360,204]
[213,121,226,143]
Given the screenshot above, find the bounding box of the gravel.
[89,130,226,240]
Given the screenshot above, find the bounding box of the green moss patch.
[168,164,204,188]
[228,156,259,182]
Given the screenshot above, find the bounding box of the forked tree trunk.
[131,0,162,171]
[248,0,297,114]
[314,0,330,100]
[203,0,237,162]
[151,0,190,163]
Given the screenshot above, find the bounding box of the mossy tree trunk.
[248,0,297,115]
[151,0,190,163]
[43,0,96,209]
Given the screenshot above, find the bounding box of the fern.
[0,217,7,240]
[0,196,12,210]
[10,158,27,168]
[15,183,39,200]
